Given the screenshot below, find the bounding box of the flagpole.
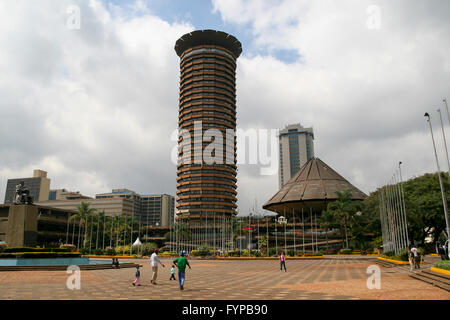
[425,112,450,252]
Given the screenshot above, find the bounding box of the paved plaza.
[0,257,448,300]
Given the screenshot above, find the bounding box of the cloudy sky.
[1,0,449,215]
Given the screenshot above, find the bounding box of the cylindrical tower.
[174,30,242,223]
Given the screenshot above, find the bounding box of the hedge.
[0,252,81,259]
[434,260,450,271]
[3,247,72,253]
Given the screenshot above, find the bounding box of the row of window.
[181,72,234,87]
[180,97,233,108]
[180,122,235,131]
[178,204,237,210]
[179,118,236,129]
[177,176,236,184]
[178,197,236,203]
[180,80,235,93]
[181,49,236,66]
[180,104,236,116]
[181,55,236,71]
[182,68,235,81]
[177,182,236,190]
[178,163,236,170]
[178,190,236,197]
[181,86,235,98]
[180,110,236,121]
[181,62,235,76]
[181,93,235,105]
[177,169,236,177]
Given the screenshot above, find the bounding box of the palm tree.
[70,202,97,249]
[319,209,336,249]
[327,189,355,248]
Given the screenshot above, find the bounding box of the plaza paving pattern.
[0,258,448,300]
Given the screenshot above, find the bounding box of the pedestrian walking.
[173,251,191,290]
[408,247,414,272]
[169,264,176,281]
[280,251,287,272]
[150,249,165,284]
[132,265,141,286]
[411,246,420,269]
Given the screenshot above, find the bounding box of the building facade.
[174,29,242,222]
[278,123,314,188]
[4,170,51,204]
[95,189,175,226]
[49,189,93,201]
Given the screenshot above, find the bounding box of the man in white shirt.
[150,249,165,284]
[411,246,419,269]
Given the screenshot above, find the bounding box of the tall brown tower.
[174,30,242,224]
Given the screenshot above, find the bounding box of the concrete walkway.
[0,258,448,300]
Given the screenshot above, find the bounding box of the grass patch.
[434,260,450,271]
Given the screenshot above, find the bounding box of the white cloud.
[0,0,192,201]
[214,0,450,204]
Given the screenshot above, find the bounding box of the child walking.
[169,264,176,280]
[132,265,141,286]
[280,251,287,272]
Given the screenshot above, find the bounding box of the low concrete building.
[0,204,78,247]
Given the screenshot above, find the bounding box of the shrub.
[197,245,210,257]
[115,246,130,255]
[190,250,199,256]
[4,247,71,253]
[59,244,76,251]
[398,249,409,262]
[434,260,450,271]
[140,243,158,256]
[339,249,352,255]
[268,248,278,257]
[287,250,295,257]
[0,252,81,259]
[383,251,395,257]
[227,250,239,257]
[93,248,104,256]
[159,251,173,257]
[323,248,338,255]
[0,243,7,253]
[253,251,262,257]
[104,248,115,256]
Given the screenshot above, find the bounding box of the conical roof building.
[263,157,366,213]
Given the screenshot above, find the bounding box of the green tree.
[362,172,450,248]
[258,234,268,254]
[327,189,362,248]
[319,209,337,248]
[70,202,97,249]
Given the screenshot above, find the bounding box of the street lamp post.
[274,218,278,255]
[425,112,450,254]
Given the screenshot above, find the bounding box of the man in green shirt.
[173,251,191,290]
